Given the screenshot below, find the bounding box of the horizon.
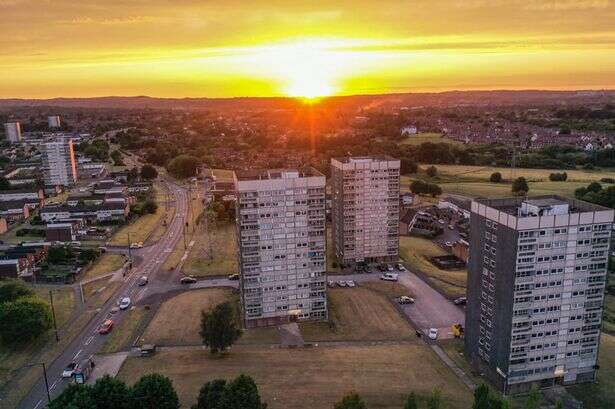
[3,1,615,99]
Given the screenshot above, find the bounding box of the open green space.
[82,277,121,308]
[100,307,147,353]
[300,282,416,342]
[399,236,467,298]
[118,343,473,409]
[399,132,463,147]
[81,253,127,282]
[182,223,238,277]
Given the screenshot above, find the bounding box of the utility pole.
[183,223,187,250]
[19,363,51,404]
[127,232,132,260]
[48,290,59,342]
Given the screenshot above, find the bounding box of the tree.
[110,150,124,166]
[0,280,34,303]
[524,387,541,409]
[512,177,529,196]
[587,181,602,193]
[48,383,97,409]
[199,301,241,353]
[217,374,266,409]
[0,297,52,346]
[473,384,490,409]
[192,379,227,409]
[427,388,442,409]
[141,164,158,180]
[142,199,158,214]
[404,392,418,409]
[334,393,367,409]
[130,373,180,409]
[426,165,438,177]
[91,375,130,409]
[489,172,502,183]
[400,158,418,174]
[167,154,200,178]
[427,183,442,197]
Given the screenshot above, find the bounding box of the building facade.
[330,156,400,269]
[235,168,327,328]
[4,122,21,143]
[465,196,614,394]
[48,116,61,129]
[42,139,78,186]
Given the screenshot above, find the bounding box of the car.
[110,306,120,314]
[438,219,445,224]
[445,241,452,247]
[62,362,77,378]
[140,344,157,357]
[337,280,347,287]
[98,319,114,334]
[380,273,399,281]
[180,276,197,284]
[228,273,239,281]
[119,297,131,310]
[396,263,406,271]
[137,276,148,286]
[377,264,387,272]
[453,297,467,305]
[327,280,336,287]
[428,328,438,340]
[448,225,454,230]
[130,242,144,249]
[346,280,356,288]
[397,296,415,304]
[386,264,394,272]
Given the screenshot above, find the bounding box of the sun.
[286,77,333,100]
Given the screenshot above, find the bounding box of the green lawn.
[183,223,238,277]
[81,253,127,282]
[399,236,467,298]
[399,133,463,146]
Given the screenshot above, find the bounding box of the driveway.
[397,271,465,340]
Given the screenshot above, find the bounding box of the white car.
[445,241,452,247]
[380,273,399,282]
[396,263,406,271]
[337,281,347,287]
[397,296,415,304]
[428,328,438,340]
[386,264,394,272]
[346,280,356,288]
[62,362,77,378]
[119,297,131,310]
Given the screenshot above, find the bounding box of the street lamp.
[18,362,51,404]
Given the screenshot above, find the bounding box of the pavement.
[17,179,189,409]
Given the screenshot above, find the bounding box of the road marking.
[73,349,82,360]
[85,335,95,345]
[50,379,59,390]
[34,399,42,409]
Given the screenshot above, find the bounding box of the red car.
[98,319,114,334]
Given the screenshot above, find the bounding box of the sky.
[2,0,615,98]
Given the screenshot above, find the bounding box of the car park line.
[73,349,82,360]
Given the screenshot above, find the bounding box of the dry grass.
[399,133,463,147]
[83,278,121,308]
[183,223,238,277]
[399,236,467,298]
[117,344,473,409]
[33,285,75,328]
[141,288,235,346]
[300,286,415,342]
[100,307,147,353]
[81,254,127,282]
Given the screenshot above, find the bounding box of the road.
[18,181,188,409]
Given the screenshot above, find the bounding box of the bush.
[549,172,568,181]
[15,228,46,237]
[0,280,34,303]
[0,297,52,346]
[167,155,200,178]
[141,164,158,180]
[600,177,615,184]
[489,172,502,183]
[512,177,529,196]
[426,165,438,177]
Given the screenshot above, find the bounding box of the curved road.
[18,181,188,409]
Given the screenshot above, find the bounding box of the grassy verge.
[568,334,615,409]
[399,132,463,147]
[100,307,147,353]
[81,254,127,282]
[300,284,416,342]
[399,236,467,298]
[182,223,238,277]
[82,278,121,308]
[117,344,473,409]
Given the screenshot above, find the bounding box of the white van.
[380,272,399,282]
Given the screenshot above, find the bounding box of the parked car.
[448,225,454,230]
[137,276,148,286]
[380,273,399,282]
[327,280,336,287]
[119,297,131,310]
[346,280,356,288]
[130,242,144,249]
[73,358,95,384]
[396,263,406,271]
[377,264,387,272]
[428,328,438,340]
[62,362,77,378]
[438,219,445,224]
[453,297,467,305]
[180,276,197,284]
[98,319,114,334]
[140,344,156,357]
[228,273,239,281]
[386,264,394,272]
[445,241,452,247]
[337,280,347,287]
[397,296,415,304]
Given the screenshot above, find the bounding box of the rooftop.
[332,155,397,164]
[474,195,608,217]
[235,167,323,181]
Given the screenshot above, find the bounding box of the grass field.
[108,183,168,245]
[100,307,147,353]
[400,164,615,199]
[81,254,127,282]
[300,283,415,342]
[568,334,615,409]
[117,344,473,409]
[141,288,236,346]
[399,236,467,298]
[399,132,463,147]
[182,223,238,277]
[82,277,121,308]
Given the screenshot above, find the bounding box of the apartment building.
[465,196,614,394]
[48,115,61,129]
[235,168,327,328]
[330,156,400,270]
[4,122,22,143]
[42,139,78,186]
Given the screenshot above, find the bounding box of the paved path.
[87,352,129,384]
[429,344,476,390]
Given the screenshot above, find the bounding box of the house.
[40,202,129,223]
[0,259,23,279]
[400,125,418,136]
[0,245,49,279]
[93,180,126,195]
[46,223,76,242]
[127,182,152,193]
[452,239,469,262]
[0,200,32,222]
[399,208,438,236]
[0,188,45,206]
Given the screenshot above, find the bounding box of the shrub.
[489,172,502,183]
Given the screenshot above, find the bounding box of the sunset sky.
[2,0,615,98]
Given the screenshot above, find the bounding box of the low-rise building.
[0,200,32,222]
[46,223,76,242]
[40,202,129,223]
